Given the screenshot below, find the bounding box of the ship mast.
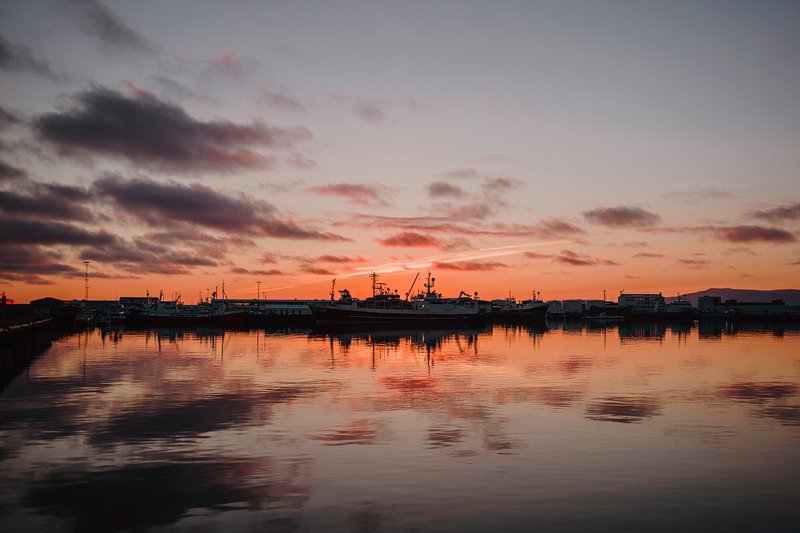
[423,271,436,296]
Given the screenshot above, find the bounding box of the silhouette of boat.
[491,292,549,322]
[125,288,250,327]
[309,272,483,326]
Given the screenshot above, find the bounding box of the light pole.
[83,261,90,302]
[257,281,261,303]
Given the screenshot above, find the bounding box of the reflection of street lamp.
[257,281,261,303]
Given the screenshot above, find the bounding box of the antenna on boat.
[330,278,336,301]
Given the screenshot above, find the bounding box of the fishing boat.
[125,288,250,327]
[491,292,549,322]
[309,272,483,327]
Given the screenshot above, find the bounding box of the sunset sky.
[1,0,799,303]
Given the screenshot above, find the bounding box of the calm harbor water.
[1,322,799,532]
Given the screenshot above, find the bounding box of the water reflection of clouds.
[585,396,662,423]
[718,382,797,403]
[22,457,311,531]
[718,381,800,428]
[309,419,381,446]
[428,425,464,448]
[90,383,332,446]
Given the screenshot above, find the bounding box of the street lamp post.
[257,281,261,304]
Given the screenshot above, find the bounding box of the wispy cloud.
[258,90,307,113]
[0,159,27,181]
[431,260,509,271]
[662,186,736,202]
[309,183,389,206]
[0,33,62,80]
[66,0,156,54]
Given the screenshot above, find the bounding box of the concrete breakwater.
[0,319,62,390]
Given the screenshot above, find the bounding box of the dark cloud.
[432,261,509,271]
[0,182,92,221]
[585,396,661,423]
[309,183,388,206]
[35,87,311,172]
[66,0,156,53]
[553,249,619,267]
[378,231,441,248]
[713,225,795,244]
[0,33,61,80]
[583,206,661,228]
[0,159,27,181]
[0,244,79,284]
[0,217,117,246]
[95,175,348,241]
[79,238,219,276]
[427,181,466,198]
[258,90,307,112]
[750,202,800,223]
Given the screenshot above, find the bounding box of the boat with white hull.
[310,273,483,327]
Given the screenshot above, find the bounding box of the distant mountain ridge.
[673,288,800,306]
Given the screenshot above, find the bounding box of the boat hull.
[126,311,251,328]
[491,304,549,323]
[310,304,484,327]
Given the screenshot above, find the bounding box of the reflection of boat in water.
[491,292,549,322]
[309,272,483,327]
[125,289,250,327]
[584,313,625,322]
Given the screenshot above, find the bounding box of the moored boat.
[491,292,549,322]
[309,272,483,327]
[125,289,251,327]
